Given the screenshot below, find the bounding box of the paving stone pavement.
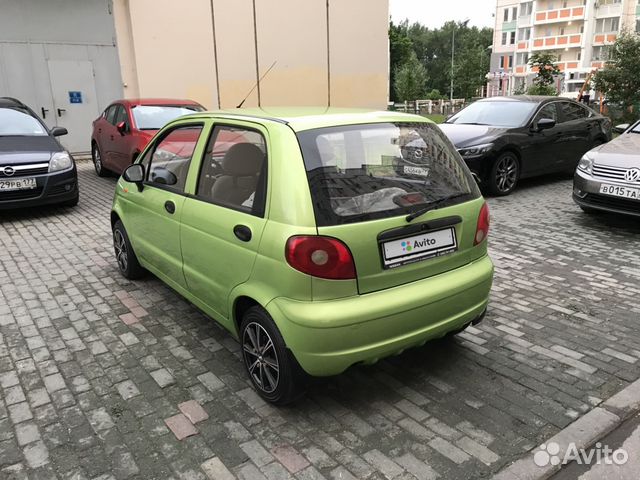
[1,160,639,480]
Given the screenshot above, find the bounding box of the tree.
[593,33,640,122]
[394,51,429,101]
[527,52,560,95]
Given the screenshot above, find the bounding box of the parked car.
[0,97,78,209]
[573,119,640,217]
[110,108,494,404]
[439,96,612,195]
[91,98,204,176]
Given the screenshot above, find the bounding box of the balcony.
[502,20,517,30]
[532,34,582,49]
[517,40,530,51]
[593,33,618,45]
[554,61,581,72]
[518,14,532,27]
[594,3,622,18]
[534,7,585,24]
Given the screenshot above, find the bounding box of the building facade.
[0,0,389,154]
[488,0,640,97]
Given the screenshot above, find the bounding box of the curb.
[492,377,640,480]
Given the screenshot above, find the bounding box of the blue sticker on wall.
[69,91,82,104]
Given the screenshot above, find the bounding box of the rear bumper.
[573,170,640,217]
[0,167,78,210]
[267,255,494,376]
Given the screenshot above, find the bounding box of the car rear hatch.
[296,121,487,294]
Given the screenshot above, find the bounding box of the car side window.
[146,124,204,193]
[114,105,128,127]
[105,105,117,124]
[196,125,267,216]
[535,104,558,123]
[559,102,587,122]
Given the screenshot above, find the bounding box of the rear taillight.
[285,236,356,280]
[474,202,490,245]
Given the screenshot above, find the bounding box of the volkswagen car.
[439,96,612,195]
[91,98,204,176]
[110,108,494,404]
[0,97,78,210]
[573,119,640,217]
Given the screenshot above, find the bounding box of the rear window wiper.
[405,193,470,223]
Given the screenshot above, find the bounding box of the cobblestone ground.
[1,160,639,480]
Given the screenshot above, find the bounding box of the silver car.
[573,120,640,217]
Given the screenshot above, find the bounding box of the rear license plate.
[382,227,457,269]
[599,184,640,200]
[0,177,37,191]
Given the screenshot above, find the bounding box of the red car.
[90,98,205,176]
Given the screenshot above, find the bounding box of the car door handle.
[57,108,66,117]
[110,135,115,141]
[164,201,176,214]
[41,107,49,119]
[233,225,252,242]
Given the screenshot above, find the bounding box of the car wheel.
[92,144,108,177]
[112,220,145,279]
[240,306,305,405]
[487,152,520,196]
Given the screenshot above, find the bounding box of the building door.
[47,60,99,154]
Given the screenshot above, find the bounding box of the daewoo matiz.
[110,108,494,404]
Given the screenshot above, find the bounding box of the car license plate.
[599,184,640,201]
[381,227,457,269]
[0,177,37,191]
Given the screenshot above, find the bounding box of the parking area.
[1,160,640,480]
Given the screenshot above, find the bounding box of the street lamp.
[450,18,470,102]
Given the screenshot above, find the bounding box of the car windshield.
[446,101,538,127]
[0,108,48,136]
[630,121,640,134]
[297,122,479,226]
[131,105,203,130]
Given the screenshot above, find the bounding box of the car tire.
[92,143,108,177]
[112,220,146,279]
[486,152,520,196]
[240,306,305,405]
[61,194,79,208]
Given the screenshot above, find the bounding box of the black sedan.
[0,97,78,209]
[438,96,612,195]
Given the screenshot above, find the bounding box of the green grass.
[423,114,446,124]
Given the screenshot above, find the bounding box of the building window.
[518,28,531,41]
[560,27,565,35]
[520,2,533,16]
[558,54,563,61]
[499,56,505,69]
[502,32,508,45]
[510,31,516,44]
[577,51,581,61]
[517,52,530,65]
[512,7,518,20]
[592,46,609,61]
[595,17,620,33]
[508,55,513,68]
[504,8,509,21]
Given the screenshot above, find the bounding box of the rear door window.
[559,102,588,122]
[297,122,479,226]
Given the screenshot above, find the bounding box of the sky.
[389,0,496,29]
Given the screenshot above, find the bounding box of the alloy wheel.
[495,155,518,193]
[113,230,128,272]
[93,147,102,174]
[242,322,280,393]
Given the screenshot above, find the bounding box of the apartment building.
[487,0,640,97]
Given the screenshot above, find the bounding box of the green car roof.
[185,107,433,132]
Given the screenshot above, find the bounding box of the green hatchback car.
[111,108,494,404]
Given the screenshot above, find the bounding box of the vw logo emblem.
[624,168,640,183]
[1,166,15,177]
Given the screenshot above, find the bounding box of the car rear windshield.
[297,122,479,226]
[446,101,538,127]
[132,105,204,130]
[0,108,48,136]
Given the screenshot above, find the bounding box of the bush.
[526,84,557,96]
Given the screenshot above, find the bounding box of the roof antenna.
[236,60,277,108]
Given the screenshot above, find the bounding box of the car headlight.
[49,151,73,172]
[577,154,594,175]
[458,143,494,159]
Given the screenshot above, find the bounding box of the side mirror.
[50,126,68,137]
[535,118,556,132]
[149,167,177,186]
[123,164,145,190]
[116,121,128,135]
[613,124,630,134]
